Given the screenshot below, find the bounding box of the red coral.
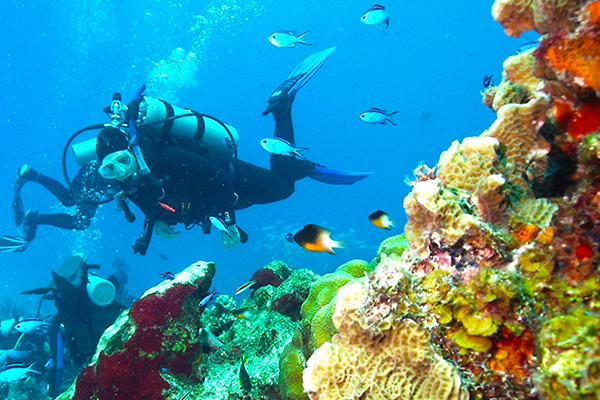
[73,283,200,399]
[74,351,169,400]
[486,328,536,384]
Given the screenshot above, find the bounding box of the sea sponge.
[492,0,587,37]
[303,282,468,400]
[536,308,600,399]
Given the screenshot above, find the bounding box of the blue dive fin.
[0,235,29,252]
[263,46,337,116]
[308,165,373,185]
[286,46,336,95]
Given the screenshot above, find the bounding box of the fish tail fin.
[293,151,307,159]
[388,110,400,116]
[387,118,398,126]
[297,31,311,38]
[298,40,313,46]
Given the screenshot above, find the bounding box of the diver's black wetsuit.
[25,162,108,230]
[128,98,308,228]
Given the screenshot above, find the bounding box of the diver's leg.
[35,174,77,206]
[230,159,294,209]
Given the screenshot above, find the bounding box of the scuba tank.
[139,97,239,163]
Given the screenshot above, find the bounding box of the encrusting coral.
[302,282,468,400]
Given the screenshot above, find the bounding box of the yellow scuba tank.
[140,97,239,163]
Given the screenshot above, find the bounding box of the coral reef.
[303,282,468,400]
[56,260,215,400]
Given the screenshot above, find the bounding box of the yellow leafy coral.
[302,282,469,400]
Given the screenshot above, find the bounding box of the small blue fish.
[268,31,312,48]
[359,108,399,126]
[483,74,493,88]
[209,216,233,237]
[260,138,309,159]
[516,41,538,54]
[361,5,390,29]
[14,317,51,333]
[0,362,41,383]
[160,272,176,280]
[198,288,218,311]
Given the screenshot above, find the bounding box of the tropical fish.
[369,210,394,229]
[233,308,253,319]
[198,288,218,311]
[361,4,390,29]
[160,272,175,280]
[260,137,308,159]
[209,216,233,237]
[239,356,252,392]
[516,41,538,54]
[268,31,312,48]
[0,362,41,383]
[359,108,399,126]
[0,342,37,367]
[235,280,255,295]
[14,317,51,333]
[293,224,343,255]
[483,74,493,88]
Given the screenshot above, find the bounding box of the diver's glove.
[154,220,181,239]
[221,223,241,249]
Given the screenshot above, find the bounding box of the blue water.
[0,0,523,309]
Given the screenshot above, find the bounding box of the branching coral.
[302,282,468,400]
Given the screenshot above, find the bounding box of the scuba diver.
[0,161,114,253]
[21,254,126,397]
[2,47,371,255]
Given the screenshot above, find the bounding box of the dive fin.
[286,46,336,95]
[263,46,337,116]
[238,226,249,244]
[308,165,373,185]
[0,235,29,253]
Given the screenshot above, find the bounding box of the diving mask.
[99,149,139,181]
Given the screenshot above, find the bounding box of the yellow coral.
[303,282,469,400]
[482,93,551,193]
[490,50,543,111]
[492,0,586,37]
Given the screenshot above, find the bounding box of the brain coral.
[303,282,468,400]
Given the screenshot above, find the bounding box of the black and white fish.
[361,5,390,29]
[268,31,312,48]
[359,108,399,126]
[260,137,309,159]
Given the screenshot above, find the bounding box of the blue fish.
[209,216,233,237]
[260,137,309,159]
[516,41,538,54]
[361,4,390,29]
[14,317,51,333]
[160,272,176,280]
[269,31,312,48]
[359,107,399,126]
[198,288,218,311]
